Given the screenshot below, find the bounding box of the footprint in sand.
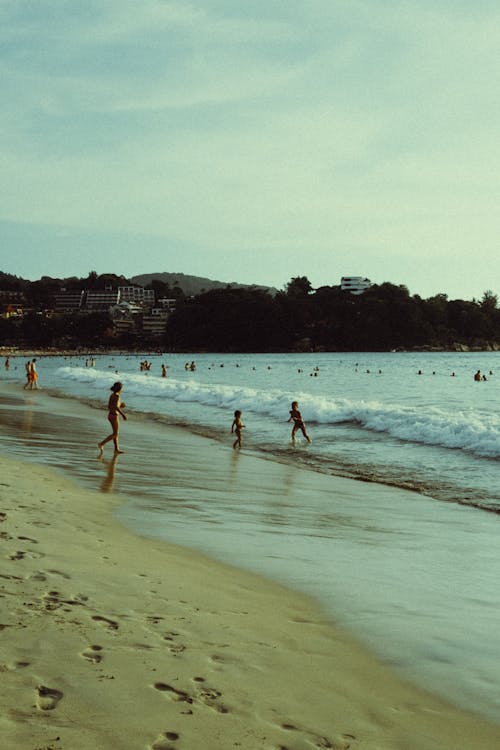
[92,615,119,631]
[29,571,48,581]
[9,549,43,560]
[0,660,30,672]
[154,680,229,714]
[154,683,193,703]
[46,568,71,579]
[36,685,63,711]
[42,591,63,611]
[151,731,180,750]
[166,642,186,656]
[147,615,165,625]
[162,631,179,641]
[0,572,23,581]
[81,645,104,664]
[279,722,355,750]
[8,550,26,560]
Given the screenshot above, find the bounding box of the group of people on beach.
[90,362,495,458]
[231,401,311,450]
[23,358,38,390]
[96,380,311,457]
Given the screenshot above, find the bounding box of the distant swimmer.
[161,364,168,377]
[231,410,245,449]
[98,381,128,457]
[288,401,311,446]
[474,370,481,382]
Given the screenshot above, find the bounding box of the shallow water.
[5,350,500,506]
[1,351,500,721]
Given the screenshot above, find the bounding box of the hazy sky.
[1,1,499,299]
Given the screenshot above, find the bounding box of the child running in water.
[98,382,127,457]
[288,401,311,445]
[231,410,245,449]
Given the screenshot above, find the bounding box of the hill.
[130,272,278,297]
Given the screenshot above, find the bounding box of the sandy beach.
[1,386,500,748]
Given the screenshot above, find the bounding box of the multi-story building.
[54,290,85,312]
[118,286,155,307]
[156,298,177,313]
[86,289,120,311]
[340,276,372,295]
[142,307,170,337]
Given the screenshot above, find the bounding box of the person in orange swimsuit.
[28,359,39,389]
[98,382,127,457]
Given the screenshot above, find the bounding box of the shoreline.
[2,454,500,749]
[2,345,500,357]
[1,388,500,747]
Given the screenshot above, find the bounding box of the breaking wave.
[57,366,500,459]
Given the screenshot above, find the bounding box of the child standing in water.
[288,401,311,445]
[231,410,245,449]
[98,382,127,457]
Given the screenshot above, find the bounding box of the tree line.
[164,277,500,352]
[0,271,499,351]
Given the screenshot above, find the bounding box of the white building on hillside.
[340,276,372,295]
[118,286,155,306]
[86,289,120,311]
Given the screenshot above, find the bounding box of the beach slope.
[1,453,500,750]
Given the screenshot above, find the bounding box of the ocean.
[1,350,500,721]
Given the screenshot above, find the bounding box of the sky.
[1,0,499,300]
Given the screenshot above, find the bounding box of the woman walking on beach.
[98,382,127,457]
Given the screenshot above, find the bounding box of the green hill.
[130,271,277,297]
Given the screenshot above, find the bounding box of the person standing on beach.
[24,358,39,390]
[231,410,245,449]
[29,359,39,389]
[98,381,127,457]
[288,401,311,445]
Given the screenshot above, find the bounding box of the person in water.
[98,382,127,457]
[288,401,311,445]
[231,410,245,449]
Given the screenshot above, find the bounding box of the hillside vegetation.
[0,271,499,352]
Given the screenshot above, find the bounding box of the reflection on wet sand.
[99,454,119,494]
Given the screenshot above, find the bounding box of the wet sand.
[1,382,500,748]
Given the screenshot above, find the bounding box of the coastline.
[1,394,500,747]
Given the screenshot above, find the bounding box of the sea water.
[1,350,500,720]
